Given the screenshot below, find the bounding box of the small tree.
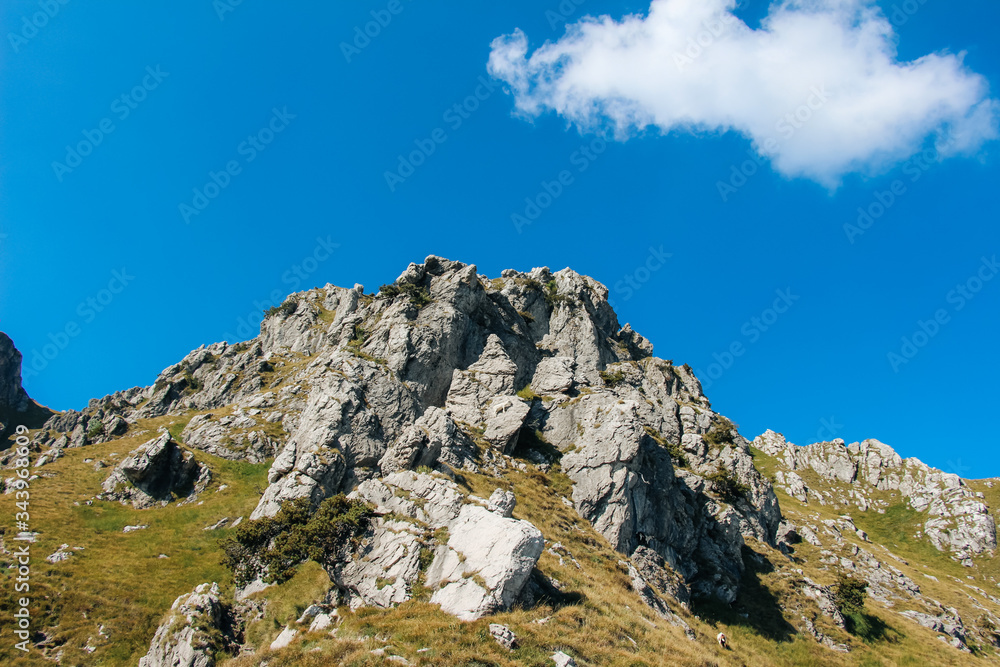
[220,495,372,587]
[835,574,867,616]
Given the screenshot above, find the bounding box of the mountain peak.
[3,258,999,664]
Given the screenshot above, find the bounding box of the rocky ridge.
[755,430,997,564]
[3,255,999,665]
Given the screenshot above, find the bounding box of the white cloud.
[488,0,998,185]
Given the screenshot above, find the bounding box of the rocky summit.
[1,256,999,667]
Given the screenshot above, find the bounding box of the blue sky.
[1,1,997,478]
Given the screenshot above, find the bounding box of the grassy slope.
[223,461,996,667]
[0,425,996,665]
[0,417,270,666]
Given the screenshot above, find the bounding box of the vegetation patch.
[516,385,542,402]
[703,418,737,448]
[346,324,387,365]
[706,467,750,503]
[835,574,896,644]
[265,299,299,320]
[220,495,373,587]
[379,282,433,309]
[86,417,104,439]
[544,280,570,308]
[599,368,627,387]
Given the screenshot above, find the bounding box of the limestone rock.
[530,356,574,395]
[138,583,226,667]
[379,407,476,475]
[0,332,30,417]
[0,332,52,437]
[333,518,423,610]
[269,626,299,651]
[800,578,846,630]
[488,488,516,518]
[628,562,695,639]
[100,434,210,509]
[349,472,543,620]
[630,545,691,610]
[756,430,997,558]
[428,504,544,620]
[551,651,577,667]
[489,623,518,650]
[560,398,777,603]
[482,397,531,453]
[901,609,969,652]
[182,413,280,464]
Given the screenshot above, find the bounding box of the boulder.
[530,356,574,395]
[488,488,516,518]
[489,623,518,650]
[138,583,226,667]
[100,434,210,509]
[551,651,577,667]
[333,518,423,610]
[349,473,544,620]
[428,504,544,620]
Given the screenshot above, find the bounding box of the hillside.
[1,256,997,667]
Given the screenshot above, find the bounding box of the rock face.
[0,332,53,439]
[139,583,226,667]
[100,433,210,508]
[0,333,29,416]
[756,430,997,559]
[23,258,784,614]
[346,471,545,621]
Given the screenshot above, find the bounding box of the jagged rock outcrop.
[0,333,30,417]
[35,257,780,609]
[901,609,970,652]
[139,583,227,667]
[0,332,54,441]
[347,471,544,620]
[182,411,281,464]
[100,433,210,508]
[555,393,779,602]
[755,430,997,559]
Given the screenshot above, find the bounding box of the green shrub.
[176,370,204,395]
[379,282,432,308]
[599,368,627,387]
[832,575,896,641]
[705,467,750,503]
[86,418,104,438]
[517,385,541,402]
[835,574,867,616]
[514,277,544,292]
[219,495,373,587]
[544,280,570,307]
[264,299,298,320]
[703,418,737,448]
